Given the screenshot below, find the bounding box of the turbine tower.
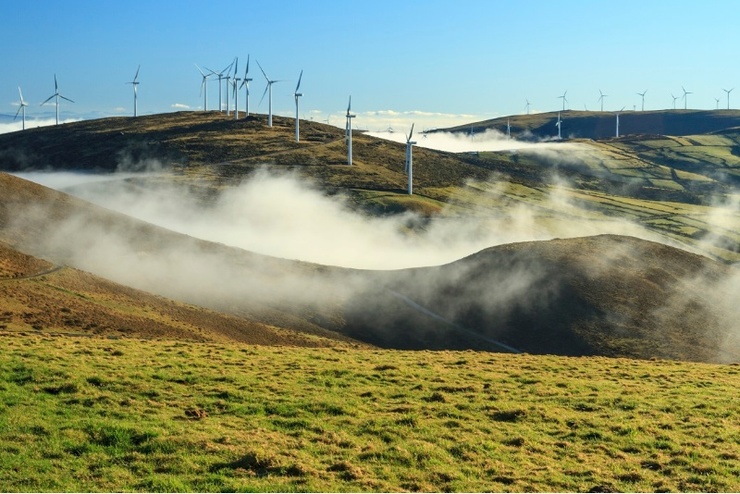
[524,99,531,115]
[225,61,233,115]
[637,90,647,111]
[598,89,607,112]
[346,96,355,165]
[294,69,303,142]
[40,74,74,126]
[239,55,253,117]
[682,86,692,110]
[555,112,562,139]
[506,119,511,138]
[127,65,140,117]
[723,87,734,110]
[195,64,212,111]
[558,90,568,111]
[615,106,625,137]
[257,60,280,127]
[405,123,416,194]
[14,87,28,130]
[231,58,240,120]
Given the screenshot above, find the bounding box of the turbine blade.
[18,86,24,103]
[54,74,58,91]
[14,105,22,119]
[347,95,352,113]
[59,95,74,103]
[256,60,269,82]
[40,94,55,105]
[233,57,238,77]
[195,63,206,77]
[295,69,303,93]
[259,84,269,107]
[134,64,140,82]
[409,123,414,140]
[245,54,249,76]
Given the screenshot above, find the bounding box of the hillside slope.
[1,172,737,362]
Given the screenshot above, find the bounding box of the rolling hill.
[0,172,737,363]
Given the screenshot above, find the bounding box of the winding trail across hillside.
[0,265,64,282]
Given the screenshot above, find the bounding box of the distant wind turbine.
[555,112,562,139]
[723,87,734,110]
[40,74,74,126]
[405,123,416,194]
[598,89,607,112]
[506,119,511,138]
[14,87,28,130]
[294,69,303,142]
[346,96,356,165]
[682,86,692,110]
[257,60,280,127]
[207,61,233,112]
[558,90,568,111]
[637,89,647,111]
[231,58,240,120]
[225,59,234,115]
[239,55,253,116]
[195,64,212,111]
[671,93,678,110]
[127,65,141,117]
[524,99,531,115]
[715,97,720,110]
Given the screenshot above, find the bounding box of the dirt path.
[0,265,65,282]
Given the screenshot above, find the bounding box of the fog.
[15,168,663,270]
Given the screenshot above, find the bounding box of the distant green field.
[1,333,738,492]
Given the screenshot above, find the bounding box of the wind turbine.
[225,61,233,115]
[346,96,355,165]
[598,89,607,112]
[195,64,212,111]
[127,65,140,117]
[40,74,74,126]
[257,60,280,127]
[405,123,416,194]
[14,87,28,130]
[558,90,568,111]
[682,86,692,110]
[555,112,562,139]
[723,87,734,110]
[294,69,303,142]
[637,90,647,111]
[506,119,511,138]
[239,55,253,116]
[524,99,531,115]
[715,97,720,110]
[671,93,679,110]
[207,60,233,112]
[231,58,240,120]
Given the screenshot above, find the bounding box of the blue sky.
[3,0,740,131]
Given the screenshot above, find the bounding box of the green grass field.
[1,333,738,492]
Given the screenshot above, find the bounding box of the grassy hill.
[444,109,740,141]
[0,172,737,363]
[1,333,738,492]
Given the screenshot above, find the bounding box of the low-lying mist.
[16,168,665,270]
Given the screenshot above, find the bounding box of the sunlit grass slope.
[1,333,738,492]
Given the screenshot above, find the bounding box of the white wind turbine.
[207,61,233,112]
[405,123,416,194]
[715,97,720,110]
[195,64,212,111]
[127,65,140,117]
[558,90,568,111]
[671,93,678,110]
[682,86,692,110]
[598,89,607,111]
[506,119,511,138]
[14,87,28,130]
[524,99,531,115]
[294,69,303,142]
[239,55,253,117]
[723,88,734,110]
[637,89,647,111]
[231,58,240,120]
[257,60,280,127]
[346,96,356,165]
[40,74,74,126]
[555,112,562,139]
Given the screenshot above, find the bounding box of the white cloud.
[0,117,80,135]
[171,103,190,109]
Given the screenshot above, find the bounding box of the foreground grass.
[0,333,738,492]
